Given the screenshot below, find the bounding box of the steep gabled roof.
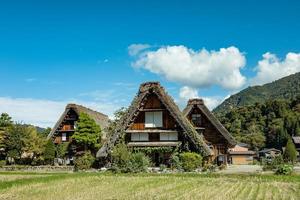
[183,99,236,147]
[48,104,109,139]
[97,82,212,158]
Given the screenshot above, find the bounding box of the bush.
[111,144,151,173]
[74,151,95,170]
[0,160,6,167]
[262,155,284,171]
[159,164,167,172]
[179,152,202,172]
[56,142,69,159]
[170,153,182,170]
[129,152,150,173]
[202,163,217,172]
[275,164,293,175]
[44,140,56,165]
[111,143,132,173]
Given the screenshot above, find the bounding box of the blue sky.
[1,0,300,127]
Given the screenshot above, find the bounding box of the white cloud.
[179,86,199,100]
[133,45,246,90]
[128,43,151,56]
[178,86,223,110]
[0,97,119,128]
[250,52,300,85]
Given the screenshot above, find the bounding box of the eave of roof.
[48,104,109,139]
[97,82,212,158]
[183,99,236,147]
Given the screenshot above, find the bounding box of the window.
[191,114,201,127]
[145,112,163,128]
[160,132,178,141]
[131,133,149,141]
[62,133,67,142]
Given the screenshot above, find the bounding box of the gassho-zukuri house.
[97,82,236,166]
[48,104,109,163]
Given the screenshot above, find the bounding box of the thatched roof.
[97,82,212,158]
[183,99,236,147]
[48,104,109,139]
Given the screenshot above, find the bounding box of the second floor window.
[191,114,201,127]
[62,133,67,142]
[145,111,163,128]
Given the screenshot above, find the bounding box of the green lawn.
[0,172,300,200]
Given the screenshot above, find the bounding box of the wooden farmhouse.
[98,82,217,166]
[183,99,236,165]
[48,104,109,162]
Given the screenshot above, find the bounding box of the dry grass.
[0,172,300,200]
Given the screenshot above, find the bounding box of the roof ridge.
[67,103,108,117]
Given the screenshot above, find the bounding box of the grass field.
[0,172,300,200]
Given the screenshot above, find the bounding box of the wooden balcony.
[125,129,178,133]
[59,125,75,132]
[127,141,180,147]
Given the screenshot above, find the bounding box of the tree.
[43,140,56,165]
[283,139,298,164]
[56,142,69,159]
[40,127,51,137]
[106,107,128,140]
[242,132,266,150]
[0,113,13,153]
[71,113,101,153]
[22,126,46,162]
[6,123,27,162]
[0,113,13,127]
[6,124,46,164]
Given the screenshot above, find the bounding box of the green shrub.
[44,140,56,165]
[262,155,284,171]
[179,152,202,172]
[56,142,69,159]
[74,151,95,170]
[111,143,131,173]
[170,153,182,170]
[159,164,167,172]
[0,160,6,167]
[202,163,217,172]
[275,164,293,175]
[129,152,150,173]
[111,144,150,173]
[252,159,260,165]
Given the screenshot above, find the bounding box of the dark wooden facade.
[184,99,235,165]
[125,94,183,166]
[53,109,78,144]
[97,82,211,162]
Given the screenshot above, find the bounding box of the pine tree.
[71,113,101,153]
[283,139,298,164]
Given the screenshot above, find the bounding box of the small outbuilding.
[228,144,256,165]
[259,148,281,162]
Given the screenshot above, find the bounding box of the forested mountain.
[214,72,300,114]
[217,97,300,151]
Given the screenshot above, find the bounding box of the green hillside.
[214,72,300,114]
